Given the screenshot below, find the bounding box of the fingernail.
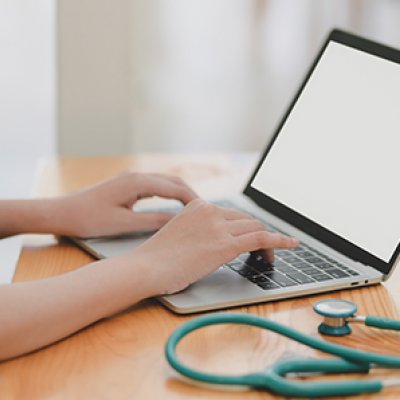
[291,238,300,246]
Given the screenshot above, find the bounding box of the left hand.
[56,173,198,238]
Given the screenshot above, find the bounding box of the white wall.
[130,0,259,152]
[0,0,55,198]
[57,0,131,156]
[57,0,400,155]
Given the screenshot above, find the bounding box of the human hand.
[130,199,299,295]
[56,173,198,238]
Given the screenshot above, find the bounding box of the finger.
[251,248,276,263]
[125,211,175,232]
[265,249,275,263]
[227,219,266,236]
[235,231,299,254]
[254,248,275,263]
[149,174,198,197]
[149,173,192,188]
[137,176,198,204]
[220,207,253,221]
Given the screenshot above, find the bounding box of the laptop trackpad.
[77,232,155,259]
[161,266,262,311]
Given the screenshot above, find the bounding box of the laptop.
[71,29,400,314]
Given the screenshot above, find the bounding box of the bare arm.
[0,173,197,239]
[0,173,198,360]
[0,255,151,360]
[0,176,298,361]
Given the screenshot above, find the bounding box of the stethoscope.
[314,299,400,336]
[165,299,400,398]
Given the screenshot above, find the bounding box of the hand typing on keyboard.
[131,198,299,295]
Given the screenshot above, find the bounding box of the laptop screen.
[248,33,400,269]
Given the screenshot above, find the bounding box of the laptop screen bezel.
[243,29,400,276]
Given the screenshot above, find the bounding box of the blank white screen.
[252,41,400,262]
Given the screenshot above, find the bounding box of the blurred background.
[2,0,400,197]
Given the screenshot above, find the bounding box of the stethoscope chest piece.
[313,299,358,336]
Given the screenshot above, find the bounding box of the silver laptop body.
[72,29,400,314]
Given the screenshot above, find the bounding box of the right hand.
[130,199,299,296]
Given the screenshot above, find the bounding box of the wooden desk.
[1,154,399,399]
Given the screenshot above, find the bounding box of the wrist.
[28,198,63,235]
[30,198,72,236]
[116,250,164,299]
[79,254,157,317]
[124,246,190,297]
[0,197,77,237]
[32,196,91,237]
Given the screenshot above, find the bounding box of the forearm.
[0,255,153,361]
[0,198,76,238]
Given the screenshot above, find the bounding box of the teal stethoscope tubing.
[165,312,400,398]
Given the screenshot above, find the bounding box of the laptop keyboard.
[211,200,361,291]
[148,199,360,291]
[227,235,360,291]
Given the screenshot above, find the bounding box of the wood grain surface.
[0,154,399,400]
